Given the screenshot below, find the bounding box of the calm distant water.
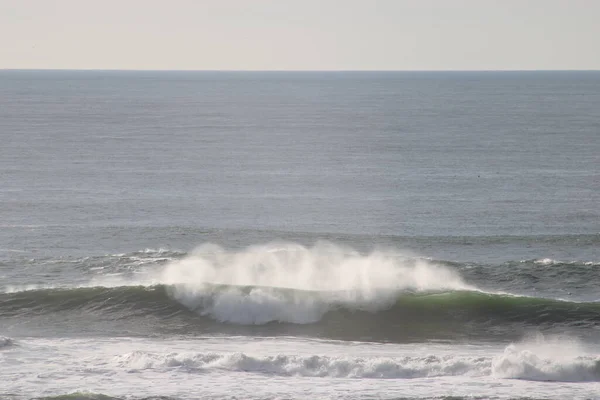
[0,71,599,400]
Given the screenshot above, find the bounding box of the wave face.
[2,284,599,342]
[4,283,600,327]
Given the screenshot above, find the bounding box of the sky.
[1,0,599,71]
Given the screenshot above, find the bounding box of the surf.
[3,242,600,342]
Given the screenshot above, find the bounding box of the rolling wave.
[0,336,14,349]
[2,284,599,341]
[115,350,492,378]
[6,242,600,303]
[114,348,600,382]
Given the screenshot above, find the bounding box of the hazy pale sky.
[1,0,599,70]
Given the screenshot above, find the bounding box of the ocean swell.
[492,337,600,382]
[115,350,491,379]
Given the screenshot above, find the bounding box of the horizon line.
[2,68,600,73]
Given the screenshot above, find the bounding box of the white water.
[160,242,475,324]
[160,242,472,291]
[492,335,600,382]
[1,242,480,325]
[1,336,599,400]
[115,350,492,378]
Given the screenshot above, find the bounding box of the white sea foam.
[492,335,600,382]
[0,242,484,325]
[160,241,475,324]
[527,258,600,266]
[114,350,491,379]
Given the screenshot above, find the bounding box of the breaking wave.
[112,337,600,382]
[2,284,599,341]
[492,336,600,382]
[3,242,600,341]
[31,394,177,400]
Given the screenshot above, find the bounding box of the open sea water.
[0,70,599,400]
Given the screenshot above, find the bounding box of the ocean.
[0,70,599,400]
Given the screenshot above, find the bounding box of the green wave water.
[2,284,599,342]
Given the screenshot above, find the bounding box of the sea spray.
[159,241,474,323]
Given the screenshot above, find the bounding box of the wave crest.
[161,242,473,324]
[114,350,491,379]
[0,336,13,349]
[114,341,600,382]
